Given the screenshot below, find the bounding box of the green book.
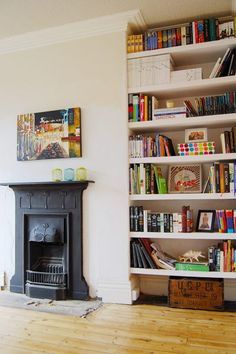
[158,177,167,194]
[175,262,209,272]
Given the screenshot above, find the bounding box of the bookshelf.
[127,34,236,290]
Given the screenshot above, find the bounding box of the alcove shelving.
[127,35,236,282]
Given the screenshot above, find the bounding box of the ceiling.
[0,0,233,39]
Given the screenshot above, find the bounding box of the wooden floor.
[0,304,236,354]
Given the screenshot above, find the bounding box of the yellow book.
[144,95,148,121]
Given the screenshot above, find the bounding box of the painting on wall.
[17,107,81,161]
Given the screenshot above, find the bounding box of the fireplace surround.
[2,181,93,300]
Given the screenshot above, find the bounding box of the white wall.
[0,31,132,303]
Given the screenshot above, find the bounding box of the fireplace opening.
[25,214,69,299]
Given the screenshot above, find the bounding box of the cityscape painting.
[17,107,81,161]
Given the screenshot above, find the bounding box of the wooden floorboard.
[0,304,236,353]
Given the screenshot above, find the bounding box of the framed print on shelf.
[196,210,215,232]
[168,164,202,193]
[185,128,208,143]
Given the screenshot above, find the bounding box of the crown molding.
[0,9,146,55]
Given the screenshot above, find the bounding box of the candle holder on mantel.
[76,167,87,181]
[52,168,63,182]
[64,168,75,181]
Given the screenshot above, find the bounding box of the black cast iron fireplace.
[3,181,93,300]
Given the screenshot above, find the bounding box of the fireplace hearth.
[2,181,93,300]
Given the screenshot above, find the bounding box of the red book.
[139,94,145,121]
[176,27,181,46]
[181,206,189,233]
[223,241,227,271]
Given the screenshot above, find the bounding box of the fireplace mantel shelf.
[0,180,94,188]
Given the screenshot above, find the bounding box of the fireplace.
[3,181,93,300]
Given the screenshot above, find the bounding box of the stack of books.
[153,106,187,120]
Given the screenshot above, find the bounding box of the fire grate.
[26,257,67,287]
[26,270,66,286]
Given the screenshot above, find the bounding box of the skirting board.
[139,276,236,301]
[97,280,134,304]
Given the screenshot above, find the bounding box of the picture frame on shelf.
[196,210,215,232]
[185,128,208,143]
[168,164,202,193]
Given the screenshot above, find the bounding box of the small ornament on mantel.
[52,168,62,182]
[76,167,88,181]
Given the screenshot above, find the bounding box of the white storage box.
[128,54,174,89]
[170,68,202,83]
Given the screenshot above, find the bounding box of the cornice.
[0,9,146,55]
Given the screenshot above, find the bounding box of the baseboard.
[97,280,133,304]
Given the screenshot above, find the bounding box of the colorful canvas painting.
[17,108,81,161]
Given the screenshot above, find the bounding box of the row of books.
[209,48,236,78]
[129,134,175,158]
[184,92,236,117]
[130,206,236,233]
[215,210,236,233]
[208,241,236,272]
[130,206,193,233]
[128,94,159,122]
[129,92,236,122]
[204,162,234,194]
[131,238,236,272]
[220,127,236,153]
[127,16,236,53]
[129,164,167,195]
[132,206,193,233]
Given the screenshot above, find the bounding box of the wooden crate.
[169,277,224,311]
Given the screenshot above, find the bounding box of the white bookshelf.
[130,193,235,201]
[128,75,236,99]
[127,37,236,65]
[128,113,236,132]
[127,38,236,286]
[129,153,236,165]
[130,268,236,279]
[130,232,236,240]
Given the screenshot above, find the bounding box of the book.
[175,262,209,271]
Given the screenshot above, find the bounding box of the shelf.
[128,76,236,99]
[129,153,236,165]
[130,232,236,240]
[129,193,235,201]
[127,38,236,66]
[128,113,236,132]
[130,268,236,279]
